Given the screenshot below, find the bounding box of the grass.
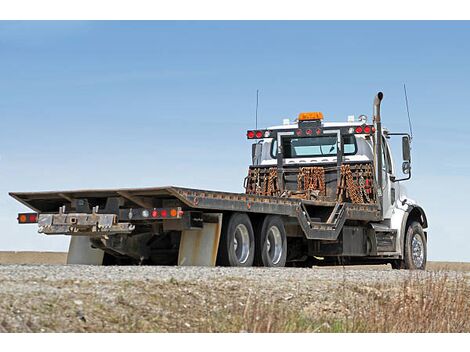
[200,272,470,333]
[0,270,468,332]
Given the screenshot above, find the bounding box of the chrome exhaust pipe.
[373,92,384,216]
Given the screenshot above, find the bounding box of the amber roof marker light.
[298,112,324,121]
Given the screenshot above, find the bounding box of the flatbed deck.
[10,185,373,215]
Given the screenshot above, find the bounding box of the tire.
[255,215,287,267]
[217,213,255,267]
[393,221,427,270]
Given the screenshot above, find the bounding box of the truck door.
[381,137,396,219]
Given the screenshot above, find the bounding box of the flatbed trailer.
[10,92,428,269]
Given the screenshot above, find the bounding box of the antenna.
[255,89,259,130]
[403,84,413,140]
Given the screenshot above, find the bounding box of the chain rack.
[336,163,376,204]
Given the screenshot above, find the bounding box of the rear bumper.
[38,213,135,236]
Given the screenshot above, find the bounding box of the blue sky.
[0,21,469,261]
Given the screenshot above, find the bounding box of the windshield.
[272,135,357,158]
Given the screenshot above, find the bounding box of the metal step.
[297,202,347,240]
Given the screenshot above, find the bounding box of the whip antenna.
[255,89,259,130]
[404,84,413,140]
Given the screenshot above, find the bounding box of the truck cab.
[246,95,427,269]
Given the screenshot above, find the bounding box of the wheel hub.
[233,224,250,264]
[411,234,424,268]
[266,225,283,265]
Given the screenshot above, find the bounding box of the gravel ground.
[0,265,468,332]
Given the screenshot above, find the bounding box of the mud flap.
[177,213,222,266]
[67,236,105,265]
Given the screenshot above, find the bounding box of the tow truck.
[10,92,428,269]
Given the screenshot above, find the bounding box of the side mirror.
[402,161,411,175]
[402,136,411,162]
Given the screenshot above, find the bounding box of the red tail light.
[255,131,263,139]
[306,129,313,135]
[18,213,38,224]
[247,131,255,139]
[151,210,158,218]
[161,209,168,218]
[295,129,303,136]
[355,126,363,134]
[364,126,371,134]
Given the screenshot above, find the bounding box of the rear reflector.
[18,213,38,224]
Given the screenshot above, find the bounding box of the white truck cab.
[247,93,427,269]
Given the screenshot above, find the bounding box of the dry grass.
[0,270,468,332]
[334,272,470,332]
[204,273,470,333]
[0,251,67,265]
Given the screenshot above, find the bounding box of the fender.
[398,204,428,257]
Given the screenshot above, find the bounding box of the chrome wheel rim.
[233,224,250,264]
[411,234,424,268]
[266,225,283,265]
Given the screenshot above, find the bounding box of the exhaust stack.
[373,92,384,215]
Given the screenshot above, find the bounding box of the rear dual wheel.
[217,213,287,267]
[255,215,287,267]
[217,213,255,267]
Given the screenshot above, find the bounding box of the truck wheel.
[217,213,255,267]
[393,221,427,270]
[255,215,287,267]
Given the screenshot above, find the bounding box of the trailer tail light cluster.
[138,207,184,220]
[247,130,272,139]
[354,125,375,134]
[18,213,38,224]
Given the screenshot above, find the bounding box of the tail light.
[247,130,271,139]
[354,125,375,134]
[18,213,38,224]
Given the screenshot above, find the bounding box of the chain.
[297,167,326,199]
[338,165,363,204]
[246,167,279,197]
[246,163,374,205]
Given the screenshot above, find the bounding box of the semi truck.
[10,92,428,269]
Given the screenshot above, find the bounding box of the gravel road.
[0,265,468,332]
